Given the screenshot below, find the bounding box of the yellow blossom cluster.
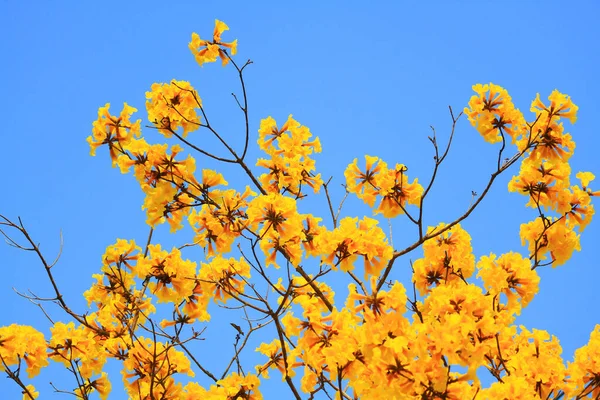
[466,83,596,267]
[87,102,141,166]
[197,254,251,304]
[565,325,600,398]
[83,239,155,340]
[122,336,194,398]
[180,373,262,399]
[146,80,201,137]
[256,115,323,197]
[276,275,336,316]
[345,155,423,218]
[87,102,204,230]
[189,19,238,67]
[136,244,198,303]
[465,83,526,144]
[49,322,111,399]
[320,216,393,277]
[247,193,306,267]
[188,184,254,258]
[476,251,539,313]
[0,325,48,379]
[412,223,475,295]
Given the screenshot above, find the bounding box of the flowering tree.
[1,19,599,399]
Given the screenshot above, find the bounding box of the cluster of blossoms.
[412,223,476,295]
[189,20,238,67]
[466,84,596,267]
[345,155,423,218]
[146,80,201,137]
[2,20,599,400]
[257,115,323,197]
[465,83,527,144]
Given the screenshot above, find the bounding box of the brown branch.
[376,144,533,291]
[417,107,461,240]
[0,215,87,325]
[225,53,253,161]
[0,356,36,400]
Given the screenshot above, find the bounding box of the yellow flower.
[255,339,289,379]
[557,185,595,231]
[413,223,475,295]
[49,322,106,380]
[465,83,525,144]
[565,324,600,398]
[319,216,392,277]
[198,255,251,303]
[422,284,494,366]
[91,372,111,400]
[480,376,538,399]
[247,193,301,239]
[523,120,575,162]
[256,115,323,196]
[576,171,600,197]
[87,102,141,165]
[375,163,423,218]
[531,89,578,123]
[22,385,38,400]
[189,19,238,67]
[345,155,387,207]
[123,337,193,398]
[477,252,540,312]
[0,325,48,379]
[138,245,197,303]
[288,275,335,315]
[145,80,201,137]
[281,312,303,337]
[577,171,595,188]
[500,326,567,398]
[520,217,581,266]
[207,372,262,400]
[508,157,570,210]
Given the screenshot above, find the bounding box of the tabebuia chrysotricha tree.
[1,19,599,400]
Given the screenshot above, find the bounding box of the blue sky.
[1,1,599,398]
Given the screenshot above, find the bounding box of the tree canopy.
[1,16,599,400]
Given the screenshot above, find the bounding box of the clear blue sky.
[1,1,599,398]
